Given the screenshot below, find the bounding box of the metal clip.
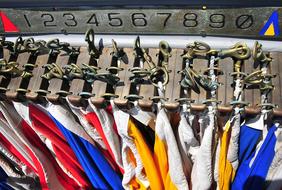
[253,41,272,68]
[179,68,200,94]
[41,63,64,80]
[95,72,120,86]
[158,41,171,70]
[129,37,150,84]
[219,42,251,60]
[142,48,169,87]
[46,39,63,55]
[0,59,32,78]
[85,28,101,58]
[23,38,46,54]
[182,41,210,60]
[81,63,100,83]
[133,36,144,59]
[111,39,125,60]
[59,42,80,57]
[63,63,84,81]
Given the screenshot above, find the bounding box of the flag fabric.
[13,102,91,189]
[0,166,14,190]
[45,103,123,190]
[265,125,282,189]
[232,124,277,190]
[191,112,215,190]
[217,113,241,190]
[111,102,161,189]
[66,98,107,150]
[11,101,73,190]
[28,103,92,189]
[86,101,124,173]
[238,116,263,163]
[176,113,198,185]
[154,109,189,190]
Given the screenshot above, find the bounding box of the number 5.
[108,13,123,27]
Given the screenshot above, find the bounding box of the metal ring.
[106,67,124,72]
[230,72,248,77]
[203,67,224,75]
[46,39,62,50]
[150,96,168,102]
[257,103,277,109]
[175,97,195,104]
[0,87,8,92]
[35,89,51,95]
[230,100,249,106]
[124,94,143,102]
[79,92,95,98]
[202,99,221,104]
[23,63,37,69]
[16,88,30,93]
[13,36,24,53]
[150,67,169,87]
[101,93,119,99]
[56,90,72,97]
[244,70,263,84]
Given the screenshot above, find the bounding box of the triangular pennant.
[0,11,19,32]
[259,10,280,36]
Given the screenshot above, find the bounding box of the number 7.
[156,13,172,27]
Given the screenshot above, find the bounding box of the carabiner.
[85,28,101,58]
[41,63,64,80]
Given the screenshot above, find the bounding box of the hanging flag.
[12,102,78,190]
[191,112,215,190]
[232,124,277,190]
[111,103,155,189]
[46,103,123,190]
[28,104,92,189]
[238,116,263,163]
[259,10,280,36]
[86,102,124,174]
[0,11,19,32]
[154,109,189,190]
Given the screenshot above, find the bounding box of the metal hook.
[63,63,84,81]
[81,63,100,83]
[158,41,171,70]
[111,39,125,59]
[182,41,211,60]
[219,42,251,60]
[85,28,101,58]
[253,41,272,67]
[41,63,64,80]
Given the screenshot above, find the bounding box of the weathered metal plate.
[0,7,281,40]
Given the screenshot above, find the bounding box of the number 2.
[41,13,56,27]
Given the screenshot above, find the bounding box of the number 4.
[87,13,99,26]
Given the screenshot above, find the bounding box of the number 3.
[63,13,77,27]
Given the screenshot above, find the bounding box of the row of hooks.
[0,29,277,115]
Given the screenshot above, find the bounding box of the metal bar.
[5,35,282,52]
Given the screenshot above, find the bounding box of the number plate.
[0,7,281,40]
